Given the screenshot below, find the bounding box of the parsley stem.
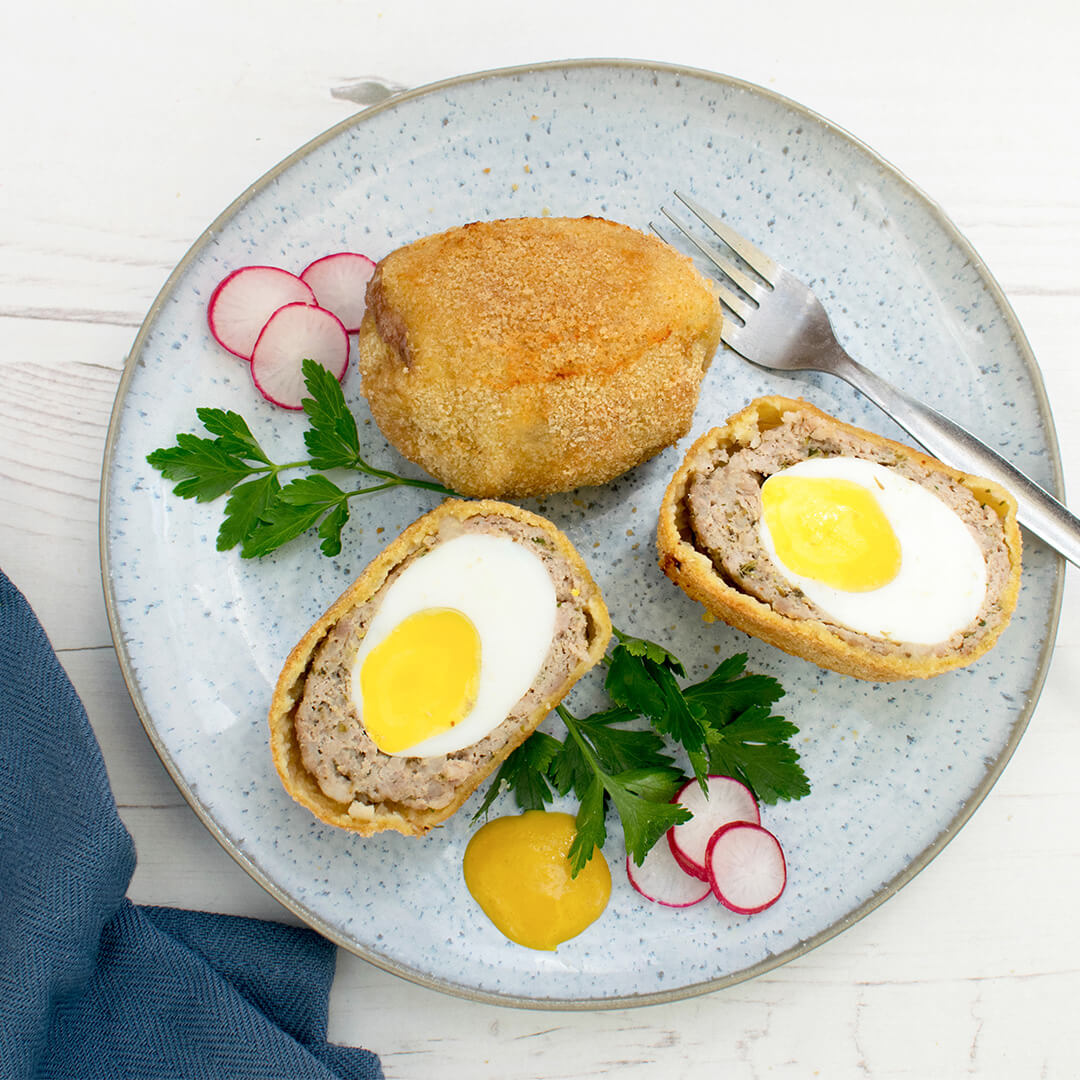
[344,474,457,498]
[246,456,456,497]
[556,704,611,782]
[248,459,310,474]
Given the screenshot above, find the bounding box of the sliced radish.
[299,252,376,333]
[705,822,787,915]
[207,266,316,359]
[667,775,760,882]
[626,841,712,908]
[250,303,349,409]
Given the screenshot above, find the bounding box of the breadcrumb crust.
[356,217,723,497]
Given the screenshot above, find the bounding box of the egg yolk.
[761,473,902,591]
[359,607,481,754]
[463,811,611,951]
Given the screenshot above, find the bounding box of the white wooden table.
[4,3,1078,1076]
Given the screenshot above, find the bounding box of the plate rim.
[98,57,1066,1010]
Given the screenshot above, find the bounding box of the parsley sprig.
[475,631,810,875]
[146,360,454,558]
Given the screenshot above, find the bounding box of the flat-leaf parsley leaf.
[477,632,810,875]
[147,359,455,558]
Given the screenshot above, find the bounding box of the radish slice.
[626,841,711,908]
[250,303,349,409]
[667,775,760,882]
[705,822,787,915]
[299,252,376,332]
[207,266,316,359]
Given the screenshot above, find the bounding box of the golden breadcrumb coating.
[355,216,723,497]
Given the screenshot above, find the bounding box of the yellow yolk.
[761,473,902,591]
[359,607,481,754]
[463,811,611,951]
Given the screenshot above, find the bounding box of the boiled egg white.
[350,533,556,757]
[758,456,987,645]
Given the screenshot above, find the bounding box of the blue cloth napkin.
[0,569,383,1080]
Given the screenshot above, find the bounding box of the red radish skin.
[667,775,760,882]
[207,266,315,359]
[705,822,787,915]
[299,252,376,333]
[250,303,349,409]
[626,841,711,909]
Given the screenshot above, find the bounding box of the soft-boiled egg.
[759,456,987,645]
[463,811,611,950]
[350,533,556,757]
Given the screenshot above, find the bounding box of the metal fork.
[655,190,1080,568]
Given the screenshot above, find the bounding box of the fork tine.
[657,208,765,304]
[673,190,780,283]
[649,220,754,323]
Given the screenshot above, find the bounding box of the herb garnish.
[146,359,454,558]
[475,631,810,875]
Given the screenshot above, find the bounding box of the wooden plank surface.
[3,2,1078,1076]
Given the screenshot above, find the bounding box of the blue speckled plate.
[100,60,1063,1008]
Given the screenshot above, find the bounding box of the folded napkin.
[0,569,383,1080]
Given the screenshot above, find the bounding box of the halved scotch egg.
[268,499,612,835]
[657,397,1022,681]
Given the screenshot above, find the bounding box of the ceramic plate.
[101,60,1063,1008]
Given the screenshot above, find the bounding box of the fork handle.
[829,351,1080,568]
